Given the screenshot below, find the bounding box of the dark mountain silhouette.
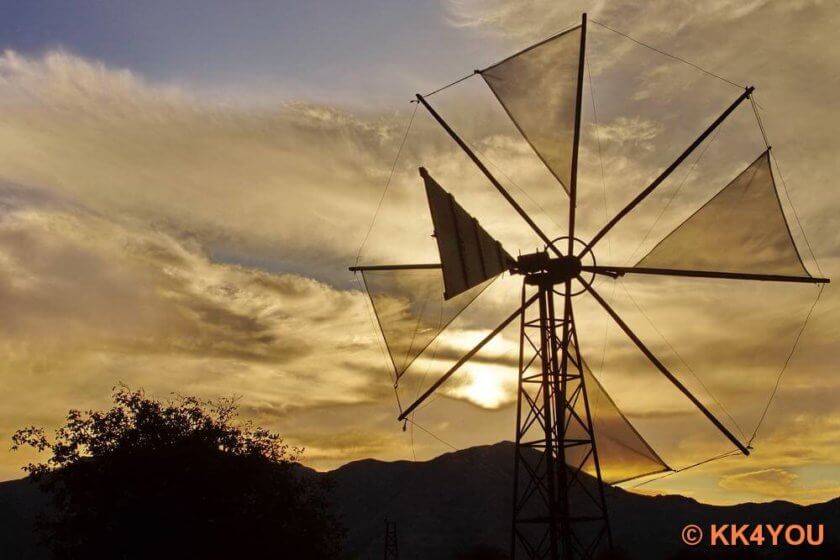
[1,442,836,559]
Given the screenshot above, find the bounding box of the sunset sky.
[1,0,838,506]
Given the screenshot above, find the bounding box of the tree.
[12,387,343,559]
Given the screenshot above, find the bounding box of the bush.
[12,386,343,559]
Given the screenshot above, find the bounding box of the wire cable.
[423,71,478,98]
[406,418,459,451]
[628,449,742,489]
[354,103,419,267]
[586,57,611,259]
[748,284,825,445]
[750,95,825,277]
[591,20,745,90]
[586,56,620,390]
[354,274,403,414]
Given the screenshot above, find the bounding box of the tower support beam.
[511,284,610,559]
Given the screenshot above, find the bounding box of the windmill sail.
[359,266,493,378]
[422,168,513,299]
[566,360,670,484]
[480,26,583,194]
[636,150,812,277]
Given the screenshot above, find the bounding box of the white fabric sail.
[637,150,812,277]
[481,26,583,194]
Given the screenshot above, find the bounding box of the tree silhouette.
[12,387,343,559]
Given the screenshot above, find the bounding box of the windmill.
[351,13,828,560]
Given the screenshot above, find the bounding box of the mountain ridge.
[1,441,836,559]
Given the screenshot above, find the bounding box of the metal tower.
[511,279,611,559]
[384,519,399,560]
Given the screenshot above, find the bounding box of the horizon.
[1,0,838,510]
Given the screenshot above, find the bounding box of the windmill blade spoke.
[398,292,539,421]
[414,94,563,257]
[349,263,441,272]
[580,279,751,456]
[582,265,829,284]
[580,87,755,259]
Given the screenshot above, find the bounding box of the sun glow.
[448,363,516,409]
[432,330,519,409]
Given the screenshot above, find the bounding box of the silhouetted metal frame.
[567,303,613,550]
[582,265,829,284]
[384,519,399,560]
[568,13,587,255]
[510,281,610,560]
[349,264,441,272]
[554,285,573,560]
[539,284,562,559]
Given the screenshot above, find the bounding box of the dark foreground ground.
[1,441,836,559]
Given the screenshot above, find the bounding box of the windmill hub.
[517,251,583,286]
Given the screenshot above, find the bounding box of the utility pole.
[384,519,399,560]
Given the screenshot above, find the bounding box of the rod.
[582,265,830,284]
[568,13,587,255]
[510,284,527,560]
[415,93,562,257]
[398,292,539,421]
[580,87,755,259]
[581,280,750,456]
[568,303,614,549]
[538,285,561,559]
[349,263,441,272]
[553,285,573,560]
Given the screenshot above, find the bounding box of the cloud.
[717,466,840,503]
[0,188,399,476]
[593,117,662,148]
[719,467,798,496]
[444,0,819,41]
[0,49,408,281]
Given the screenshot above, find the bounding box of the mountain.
[326,442,838,559]
[1,441,836,559]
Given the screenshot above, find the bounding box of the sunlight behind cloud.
[450,363,514,409]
